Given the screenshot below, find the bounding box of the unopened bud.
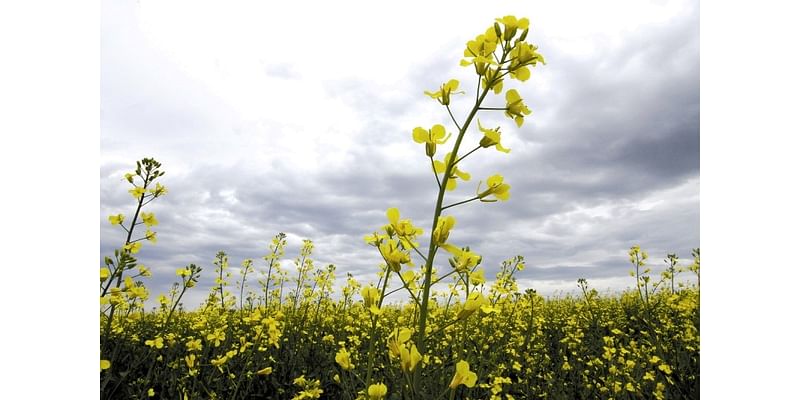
[425,142,436,157]
[479,135,497,149]
[475,62,487,76]
[505,27,517,41]
[519,28,529,42]
[493,22,502,38]
[441,89,451,106]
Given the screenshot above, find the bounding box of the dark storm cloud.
[522,11,699,194]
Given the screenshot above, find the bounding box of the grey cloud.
[101,2,699,307]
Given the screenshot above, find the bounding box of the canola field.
[101,16,699,399]
[100,246,699,399]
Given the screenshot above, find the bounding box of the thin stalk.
[430,156,442,190]
[441,196,481,211]
[446,105,462,132]
[103,173,150,336]
[364,266,392,388]
[453,146,481,166]
[414,51,507,393]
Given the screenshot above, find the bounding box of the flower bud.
[425,142,436,157]
[505,26,517,41]
[475,62,487,76]
[494,22,502,39]
[519,28,529,42]
[479,135,498,149]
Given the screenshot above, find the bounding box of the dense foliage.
[101,254,699,399]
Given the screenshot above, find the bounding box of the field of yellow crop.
[100,253,699,399]
[100,16,699,399]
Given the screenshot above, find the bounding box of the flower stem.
[414,50,508,395]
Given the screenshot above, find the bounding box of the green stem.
[446,105,462,131]
[103,176,150,336]
[453,146,481,166]
[364,265,392,388]
[441,196,481,211]
[414,53,507,394]
[430,155,442,190]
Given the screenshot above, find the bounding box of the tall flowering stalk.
[365,16,544,395]
[101,158,167,335]
[100,157,167,391]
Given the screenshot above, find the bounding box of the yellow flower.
[460,27,499,75]
[149,182,168,197]
[508,42,545,81]
[433,152,470,191]
[100,268,110,282]
[387,328,412,358]
[138,265,151,277]
[363,232,388,246]
[124,242,142,254]
[412,124,452,157]
[649,355,661,364]
[432,215,456,247]
[399,344,422,373]
[108,214,125,225]
[424,79,463,106]
[148,388,155,397]
[129,186,146,199]
[469,268,486,285]
[449,360,478,389]
[207,331,226,347]
[210,355,228,370]
[145,337,164,349]
[100,359,111,371]
[505,89,531,127]
[449,248,481,272]
[401,270,418,290]
[257,366,273,376]
[379,240,411,272]
[145,229,157,243]
[495,16,529,41]
[482,72,504,95]
[335,348,354,371]
[185,338,202,352]
[368,383,388,400]
[478,120,510,153]
[457,292,489,320]
[140,212,159,227]
[477,174,511,202]
[385,208,423,239]
[361,286,381,315]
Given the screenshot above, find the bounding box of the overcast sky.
[100,0,699,308]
